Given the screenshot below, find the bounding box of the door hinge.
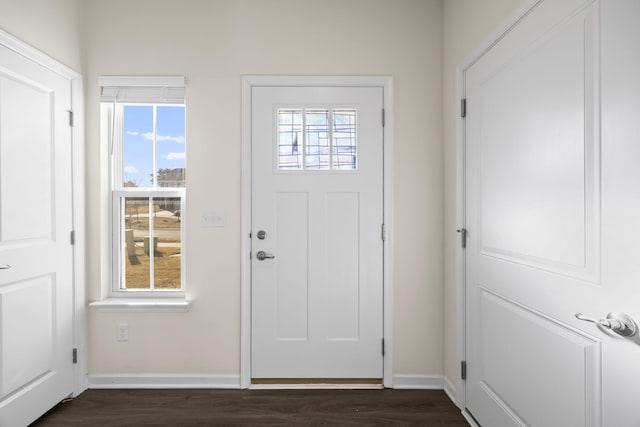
[382,109,386,127]
[382,338,385,356]
[381,224,386,242]
[70,230,76,245]
[461,360,467,380]
[460,98,467,118]
[456,228,467,249]
[68,110,74,127]
[72,348,78,364]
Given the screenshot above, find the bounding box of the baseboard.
[443,376,457,405]
[391,374,444,390]
[87,374,241,389]
[86,373,452,395]
[463,410,479,427]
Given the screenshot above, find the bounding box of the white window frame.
[100,76,187,299]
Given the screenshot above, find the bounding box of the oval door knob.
[256,251,275,261]
[575,312,638,337]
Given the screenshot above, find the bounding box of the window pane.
[332,109,357,170]
[277,109,302,170]
[123,197,151,289]
[123,106,153,187]
[155,106,186,187]
[152,197,182,289]
[305,109,330,170]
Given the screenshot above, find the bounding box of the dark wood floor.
[30,389,470,426]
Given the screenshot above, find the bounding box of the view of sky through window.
[123,105,185,188]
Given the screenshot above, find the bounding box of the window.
[277,108,357,170]
[100,77,186,295]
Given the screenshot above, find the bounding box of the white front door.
[0,43,75,425]
[251,85,384,379]
[464,0,640,426]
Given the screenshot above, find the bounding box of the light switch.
[201,209,225,227]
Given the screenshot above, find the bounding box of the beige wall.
[83,0,444,377]
[442,0,526,387]
[0,0,82,72]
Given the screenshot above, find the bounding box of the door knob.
[575,312,638,337]
[256,251,275,261]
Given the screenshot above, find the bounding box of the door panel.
[475,289,600,427]
[465,0,640,426]
[252,86,383,379]
[326,192,360,340]
[0,41,74,426]
[1,276,55,397]
[274,191,309,341]
[0,77,53,241]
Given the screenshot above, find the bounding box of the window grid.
[111,103,185,292]
[277,108,357,171]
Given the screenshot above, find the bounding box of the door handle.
[256,251,275,261]
[575,312,638,337]
[0,265,10,270]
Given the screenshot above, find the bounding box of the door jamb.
[454,0,547,412]
[0,29,87,396]
[240,75,394,388]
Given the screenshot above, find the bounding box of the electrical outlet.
[117,323,129,342]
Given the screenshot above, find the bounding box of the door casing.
[0,29,86,396]
[240,75,394,388]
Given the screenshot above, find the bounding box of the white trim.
[463,411,480,427]
[89,299,191,313]
[455,66,467,409]
[71,75,88,397]
[240,75,394,389]
[88,374,240,389]
[240,77,252,389]
[98,76,185,87]
[443,376,457,405]
[454,0,545,413]
[0,29,78,79]
[392,375,444,390]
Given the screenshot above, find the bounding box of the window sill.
[89,298,191,313]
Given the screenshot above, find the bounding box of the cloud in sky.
[127,130,185,144]
[132,131,184,144]
[165,152,186,160]
[158,135,185,144]
[124,165,140,174]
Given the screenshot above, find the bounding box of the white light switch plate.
[201,209,225,227]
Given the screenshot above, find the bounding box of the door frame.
[0,29,87,397]
[241,75,394,388]
[455,0,554,420]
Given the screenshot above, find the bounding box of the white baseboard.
[392,374,444,390]
[443,376,457,405]
[87,374,241,389]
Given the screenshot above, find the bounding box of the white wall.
[83,0,445,378]
[443,0,527,388]
[0,0,82,72]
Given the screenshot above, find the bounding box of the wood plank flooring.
[30,389,470,426]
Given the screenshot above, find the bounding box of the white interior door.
[251,86,383,379]
[464,0,640,426]
[0,43,74,426]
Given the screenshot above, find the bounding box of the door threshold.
[250,378,383,390]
